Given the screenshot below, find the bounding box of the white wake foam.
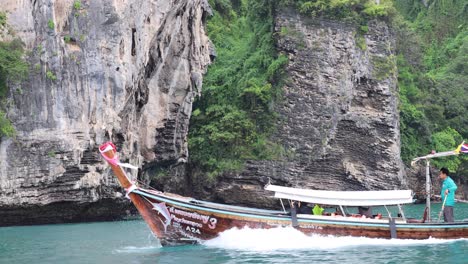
[113,245,161,253]
[203,227,465,251]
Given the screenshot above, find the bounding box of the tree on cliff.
[0,13,28,138]
[395,0,467,175]
[188,0,287,177]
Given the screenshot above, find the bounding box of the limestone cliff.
[170,8,407,208]
[0,0,212,226]
[1,2,409,225]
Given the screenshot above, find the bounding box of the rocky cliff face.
[1,2,410,225]
[179,8,407,208]
[0,0,212,226]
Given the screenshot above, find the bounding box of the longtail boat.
[99,142,468,245]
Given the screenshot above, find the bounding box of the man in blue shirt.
[439,167,458,222]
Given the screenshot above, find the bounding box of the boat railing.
[137,186,287,216]
[296,214,407,224]
[188,199,286,215]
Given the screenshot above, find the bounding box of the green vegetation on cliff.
[280,0,396,21]
[279,0,396,52]
[189,0,467,177]
[394,0,467,173]
[0,12,6,27]
[0,34,28,138]
[188,0,287,177]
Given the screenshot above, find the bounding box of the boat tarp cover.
[264,184,414,206]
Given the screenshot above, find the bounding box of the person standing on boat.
[439,168,458,222]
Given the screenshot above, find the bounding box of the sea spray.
[203,226,465,251]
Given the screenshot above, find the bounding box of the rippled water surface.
[1,203,467,264]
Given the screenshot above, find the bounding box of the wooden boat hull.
[131,188,468,245]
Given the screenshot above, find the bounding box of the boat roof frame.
[265,184,414,206]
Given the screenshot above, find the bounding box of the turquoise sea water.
[0,203,467,264]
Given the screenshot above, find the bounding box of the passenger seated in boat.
[313,204,324,215]
[358,206,373,218]
[287,201,307,215]
[331,208,343,217]
[297,201,312,214]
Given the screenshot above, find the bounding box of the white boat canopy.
[265,184,414,206]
